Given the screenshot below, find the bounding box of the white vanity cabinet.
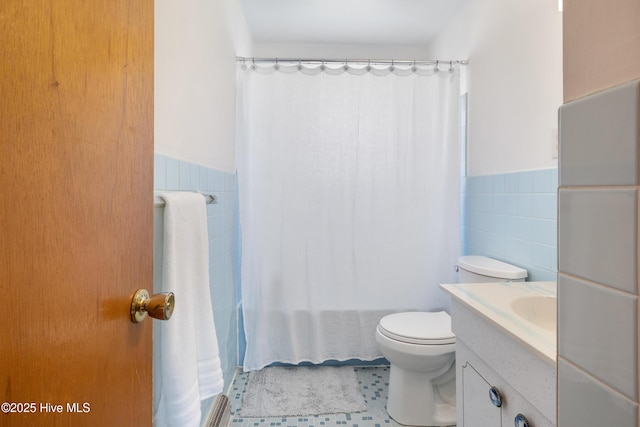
[457,338,553,427]
[460,360,501,426]
[441,282,557,427]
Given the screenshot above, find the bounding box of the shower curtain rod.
[236,56,469,66]
[153,190,218,208]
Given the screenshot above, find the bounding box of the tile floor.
[228,366,402,427]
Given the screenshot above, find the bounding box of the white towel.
[153,192,224,427]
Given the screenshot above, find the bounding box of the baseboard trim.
[204,394,231,427]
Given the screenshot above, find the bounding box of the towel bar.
[153,191,218,208]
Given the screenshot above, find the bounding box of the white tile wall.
[558,189,638,293]
[558,359,638,426]
[559,80,640,187]
[558,273,638,400]
[558,79,640,426]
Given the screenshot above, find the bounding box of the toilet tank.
[457,255,528,283]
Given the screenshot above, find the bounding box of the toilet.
[375,255,527,426]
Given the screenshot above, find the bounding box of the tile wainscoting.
[462,169,558,282]
[153,154,242,421]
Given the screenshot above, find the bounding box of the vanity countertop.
[440,281,556,364]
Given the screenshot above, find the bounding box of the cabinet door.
[462,362,502,427]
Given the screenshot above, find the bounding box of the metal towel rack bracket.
[153,191,218,208]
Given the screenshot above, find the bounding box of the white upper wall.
[427,0,563,176]
[155,0,252,172]
[155,0,561,176]
[242,0,466,46]
[251,42,429,61]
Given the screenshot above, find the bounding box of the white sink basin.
[511,296,557,332]
[440,281,557,363]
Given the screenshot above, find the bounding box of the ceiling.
[240,0,468,46]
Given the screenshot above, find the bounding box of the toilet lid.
[378,311,455,345]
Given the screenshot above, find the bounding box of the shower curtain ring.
[390,59,395,73]
[412,60,417,73]
[321,59,326,72]
[275,57,279,71]
[366,59,372,72]
[449,61,454,73]
[434,60,439,73]
[251,57,256,71]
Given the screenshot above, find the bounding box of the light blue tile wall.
[154,154,241,398]
[462,168,558,281]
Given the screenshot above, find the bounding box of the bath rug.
[239,366,368,417]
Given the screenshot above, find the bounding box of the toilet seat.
[378,311,455,345]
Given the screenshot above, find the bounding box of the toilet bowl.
[375,311,456,426]
[376,255,528,426]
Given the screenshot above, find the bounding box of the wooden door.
[0,1,154,426]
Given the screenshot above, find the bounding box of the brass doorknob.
[130,289,175,323]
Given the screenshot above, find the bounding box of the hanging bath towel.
[154,192,224,427]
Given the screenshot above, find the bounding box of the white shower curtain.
[237,64,461,371]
